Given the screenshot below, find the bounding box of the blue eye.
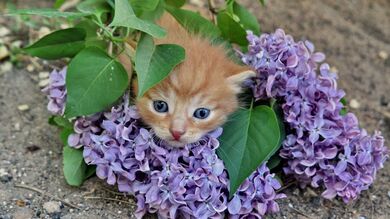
[153,100,168,113]
[193,108,210,119]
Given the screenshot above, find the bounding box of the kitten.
[128,13,255,147]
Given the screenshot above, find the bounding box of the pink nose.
[170,129,185,141]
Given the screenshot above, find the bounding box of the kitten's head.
[135,43,255,147]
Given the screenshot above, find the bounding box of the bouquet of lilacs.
[241,29,388,203]
[44,69,286,218]
[42,28,388,218]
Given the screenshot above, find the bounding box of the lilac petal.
[322,188,337,199]
[68,134,80,147]
[287,55,298,68]
[334,160,347,175]
[323,146,338,159]
[227,195,242,215]
[311,52,325,62]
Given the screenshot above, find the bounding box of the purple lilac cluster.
[42,67,67,115]
[241,29,388,203]
[44,70,285,218]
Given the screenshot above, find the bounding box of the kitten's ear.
[227,70,256,93]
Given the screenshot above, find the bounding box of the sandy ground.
[1,0,390,218]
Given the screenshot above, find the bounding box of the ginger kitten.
[130,13,255,147]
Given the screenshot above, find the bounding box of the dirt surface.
[1,0,390,218]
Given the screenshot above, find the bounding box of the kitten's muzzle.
[169,128,185,141]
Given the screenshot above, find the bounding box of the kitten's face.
[136,61,254,147]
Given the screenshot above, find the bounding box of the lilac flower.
[242,29,388,203]
[42,67,67,115]
[43,69,285,218]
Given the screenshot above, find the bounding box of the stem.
[108,42,113,56]
[207,0,217,24]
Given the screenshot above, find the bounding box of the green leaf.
[54,0,66,9]
[232,2,260,35]
[75,20,107,50]
[165,0,186,8]
[130,0,160,12]
[63,145,87,186]
[76,0,111,19]
[340,97,348,115]
[138,0,165,22]
[85,165,96,179]
[135,34,185,97]
[217,2,260,45]
[60,128,74,145]
[267,154,282,170]
[7,8,91,18]
[109,0,166,38]
[65,47,128,117]
[49,116,73,129]
[165,6,221,39]
[24,28,86,60]
[217,105,284,197]
[217,11,247,46]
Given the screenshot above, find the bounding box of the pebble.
[0,61,13,74]
[17,104,30,111]
[11,40,23,49]
[378,51,388,60]
[14,123,21,131]
[38,78,50,87]
[349,99,360,109]
[0,168,12,183]
[38,71,50,79]
[43,201,62,214]
[0,27,10,37]
[0,45,9,60]
[38,26,51,39]
[13,208,33,219]
[26,64,35,72]
[387,191,390,199]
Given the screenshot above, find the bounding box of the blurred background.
[0,0,389,218]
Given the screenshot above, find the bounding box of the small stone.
[15,200,26,207]
[38,26,51,39]
[14,123,21,131]
[26,64,35,72]
[288,203,293,208]
[38,71,50,79]
[11,40,23,49]
[387,191,390,199]
[379,51,388,60]
[39,78,50,87]
[380,95,389,107]
[0,62,13,74]
[0,27,10,37]
[349,99,360,109]
[359,216,366,219]
[43,201,62,214]
[0,45,9,60]
[0,168,12,183]
[14,209,34,219]
[17,104,30,111]
[60,24,70,29]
